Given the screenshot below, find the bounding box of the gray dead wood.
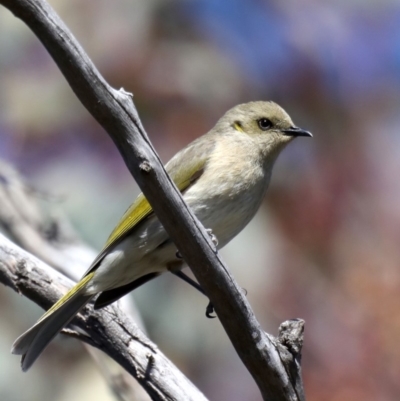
[0,160,149,401]
[0,234,208,401]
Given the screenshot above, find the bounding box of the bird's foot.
[175,228,218,259]
[206,301,216,318]
[205,228,218,250]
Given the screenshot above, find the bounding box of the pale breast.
[183,136,270,248]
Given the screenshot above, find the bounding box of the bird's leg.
[173,228,218,318]
[170,270,205,295]
[170,270,216,318]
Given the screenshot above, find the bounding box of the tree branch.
[0,233,207,401]
[0,1,307,400]
[0,160,149,401]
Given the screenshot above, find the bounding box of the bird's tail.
[12,273,95,371]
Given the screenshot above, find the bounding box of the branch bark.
[0,160,149,401]
[0,1,307,400]
[0,233,207,401]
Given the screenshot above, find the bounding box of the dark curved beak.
[282,126,312,137]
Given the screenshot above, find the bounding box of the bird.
[12,101,311,371]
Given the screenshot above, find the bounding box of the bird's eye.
[257,118,272,131]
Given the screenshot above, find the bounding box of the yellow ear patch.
[234,122,244,133]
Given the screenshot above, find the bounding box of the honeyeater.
[12,101,311,371]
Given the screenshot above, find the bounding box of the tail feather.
[12,273,95,371]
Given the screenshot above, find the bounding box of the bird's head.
[219,101,312,161]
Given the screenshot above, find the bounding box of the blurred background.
[1,0,400,400]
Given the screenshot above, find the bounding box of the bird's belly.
[86,236,176,293]
[186,182,266,248]
[88,173,267,293]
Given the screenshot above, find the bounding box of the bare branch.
[0,160,95,278]
[0,1,307,399]
[0,234,208,401]
[0,160,149,401]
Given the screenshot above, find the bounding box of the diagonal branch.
[0,1,306,400]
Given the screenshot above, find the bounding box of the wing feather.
[84,135,215,275]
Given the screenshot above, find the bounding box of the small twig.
[278,319,306,401]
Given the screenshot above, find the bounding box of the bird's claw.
[205,301,216,318]
[206,228,218,250]
[175,229,218,259]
